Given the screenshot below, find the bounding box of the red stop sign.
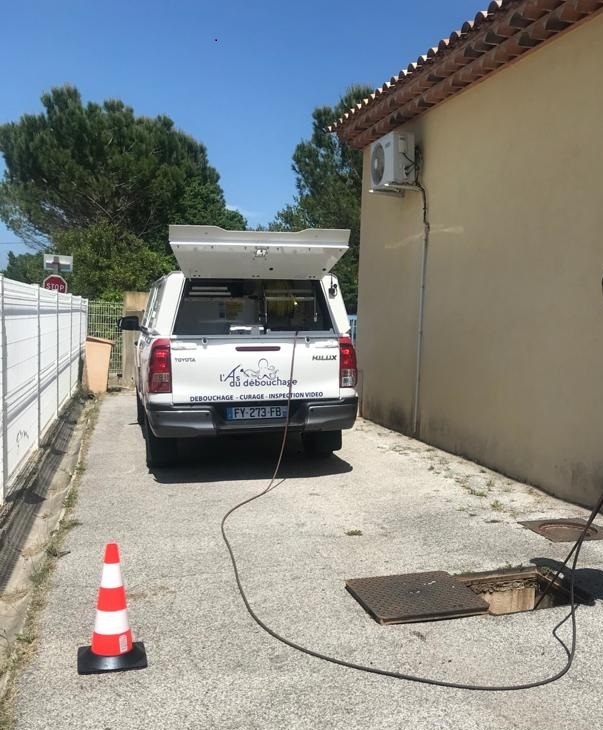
[43,275,68,293]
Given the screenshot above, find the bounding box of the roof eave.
[331,0,603,149]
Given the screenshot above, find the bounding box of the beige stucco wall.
[121,291,149,388]
[123,291,149,312]
[358,13,603,506]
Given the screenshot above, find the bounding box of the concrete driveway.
[11,391,603,729]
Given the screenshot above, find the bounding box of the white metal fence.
[0,275,88,503]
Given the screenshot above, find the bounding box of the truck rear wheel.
[302,430,342,457]
[144,418,177,468]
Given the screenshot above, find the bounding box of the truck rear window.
[172,279,333,336]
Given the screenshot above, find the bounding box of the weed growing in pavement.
[345,529,363,537]
[60,518,82,531]
[491,500,504,512]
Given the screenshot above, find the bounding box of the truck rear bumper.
[146,398,358,438]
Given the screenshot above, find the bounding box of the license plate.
[226,406,288,420]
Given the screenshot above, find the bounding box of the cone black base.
[77,641,147,675]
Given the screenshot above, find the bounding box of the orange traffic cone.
[77,542,147,674]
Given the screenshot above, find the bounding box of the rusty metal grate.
[345,571,490,625]
[519,518,603,543]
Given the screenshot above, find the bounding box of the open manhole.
[456,566,594,614]
[519,518,603,543]
[346,568,593,624]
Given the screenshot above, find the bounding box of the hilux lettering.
[312,354,336,361]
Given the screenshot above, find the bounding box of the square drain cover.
[519,518,603,543]
[345,571,490,624]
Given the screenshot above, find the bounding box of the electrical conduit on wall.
[412,182,430,438]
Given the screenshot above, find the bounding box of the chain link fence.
[349,315,357,345]
[87,301,123,378]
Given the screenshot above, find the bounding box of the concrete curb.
[0,394,91,688]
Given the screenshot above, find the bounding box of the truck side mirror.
[117,315,140,331]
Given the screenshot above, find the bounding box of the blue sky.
[0,0,482,268]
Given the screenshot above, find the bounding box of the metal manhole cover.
[519,518,603,543]
[345,571,490,625]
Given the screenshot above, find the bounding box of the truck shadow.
[151,433,353,484]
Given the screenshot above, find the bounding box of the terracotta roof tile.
[331,0,603,148]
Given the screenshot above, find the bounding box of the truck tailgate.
[170,337,340,405]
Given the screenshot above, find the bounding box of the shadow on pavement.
[151,432,353,484]
[0,399,83,594]
[530,556,603,601]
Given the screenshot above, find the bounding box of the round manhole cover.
[538,521,598,541]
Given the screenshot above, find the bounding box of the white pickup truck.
[119,226,358,468]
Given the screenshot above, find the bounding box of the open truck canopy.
[169,225,350,280]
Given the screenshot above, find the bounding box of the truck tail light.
[339,336,357,388]
[148,338,172,394]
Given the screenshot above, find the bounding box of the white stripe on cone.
[100,563,124,589]
[93,608,130,635]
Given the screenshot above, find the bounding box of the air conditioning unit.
[369,131,416,190]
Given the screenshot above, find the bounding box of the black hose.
[222,488,598,690]
[220,333,600,691]
[534,489,603,609]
